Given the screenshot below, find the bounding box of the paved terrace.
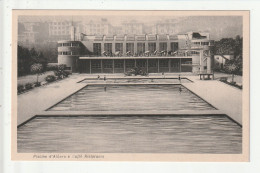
[17,73,242,127]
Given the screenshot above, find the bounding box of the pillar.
[207,56,211,73]
[199,49,204,73]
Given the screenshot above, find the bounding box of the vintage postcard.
[12,10,249,161]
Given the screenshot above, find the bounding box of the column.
[101,43,104,56]
[134,42,137,55]
[199,49,204,73]
[207,56,212,74]
[112,42,116,54]
[134,59,137,67]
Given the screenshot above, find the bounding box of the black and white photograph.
[11,10,249,161]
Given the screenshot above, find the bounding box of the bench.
[199,73,214,80]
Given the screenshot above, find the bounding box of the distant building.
[18,22,48,47]
[122,20,144,35]
[84,18,113,35]
[48,21,73,42]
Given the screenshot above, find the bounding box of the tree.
[30,63,43,86]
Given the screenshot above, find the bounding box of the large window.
[136,60,146,68]
[114,60,124,68]
[137,43,145,55]
[91,60,101,69]
[148,43,156,52]
[170,42,178,52]
[104,43,112,53]
[126,60,135,68]
[126,43,134,54]
[159,42,167,51]
[103,60,113,69]
[115,43,123,53]
[159,59,169,68]
[93,43,101,56]
[148,59,157,67]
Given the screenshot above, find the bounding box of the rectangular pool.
[17,115,242,153]
[48,85,215,112]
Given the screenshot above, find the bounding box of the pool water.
[49,85,215,111]
[17,115,242,153]
[80,78,191,84]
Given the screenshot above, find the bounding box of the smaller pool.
[48,85,215,112]
[80,78,191,84]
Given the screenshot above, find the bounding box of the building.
[57,30,214,74]
[214,55,234,69]
[122,20,144,35]
[48,21,73,42]
[18,22,49,47]
[84,18,113,35]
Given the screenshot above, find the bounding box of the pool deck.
[17,73,242,127]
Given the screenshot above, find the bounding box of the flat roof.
[79,56,196,60]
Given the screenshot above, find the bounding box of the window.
[148,59,157,67]
[93,43,101,56]
[137,43,145,55]
[104,43,112,53]
[115,43,123,53]
[92,60,101,69]
[170,42,178,52]
[114,60,124,68]
[201,42,209,45]
[159,42,167,51]
[126,60,135,68]
[159,59,168,68]
[126,43,134,54]
[103,60,113,69]
[148,43,156,52]
[136,60,146,68]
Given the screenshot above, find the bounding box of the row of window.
[192,41,210,46]
[50,26,70,30]
[51,31,70,35]
[58,43,80,47]
[89,59,191,69]
[58,51,78,55]
[93,42,179,55]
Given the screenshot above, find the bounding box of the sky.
[18,15,242,40]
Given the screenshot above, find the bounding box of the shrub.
[45,75,56,83]
[34,82,41,87]
[17,84,24,93]
[25,83,33,90]
[63,71,71,77]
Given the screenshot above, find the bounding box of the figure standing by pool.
[178,75,181,83]
[104,75,106,81]
[97,75,100,80]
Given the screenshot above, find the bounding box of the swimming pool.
[17,115,242,153]
[48,85,215,112]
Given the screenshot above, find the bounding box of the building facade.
[57,31,214,74]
